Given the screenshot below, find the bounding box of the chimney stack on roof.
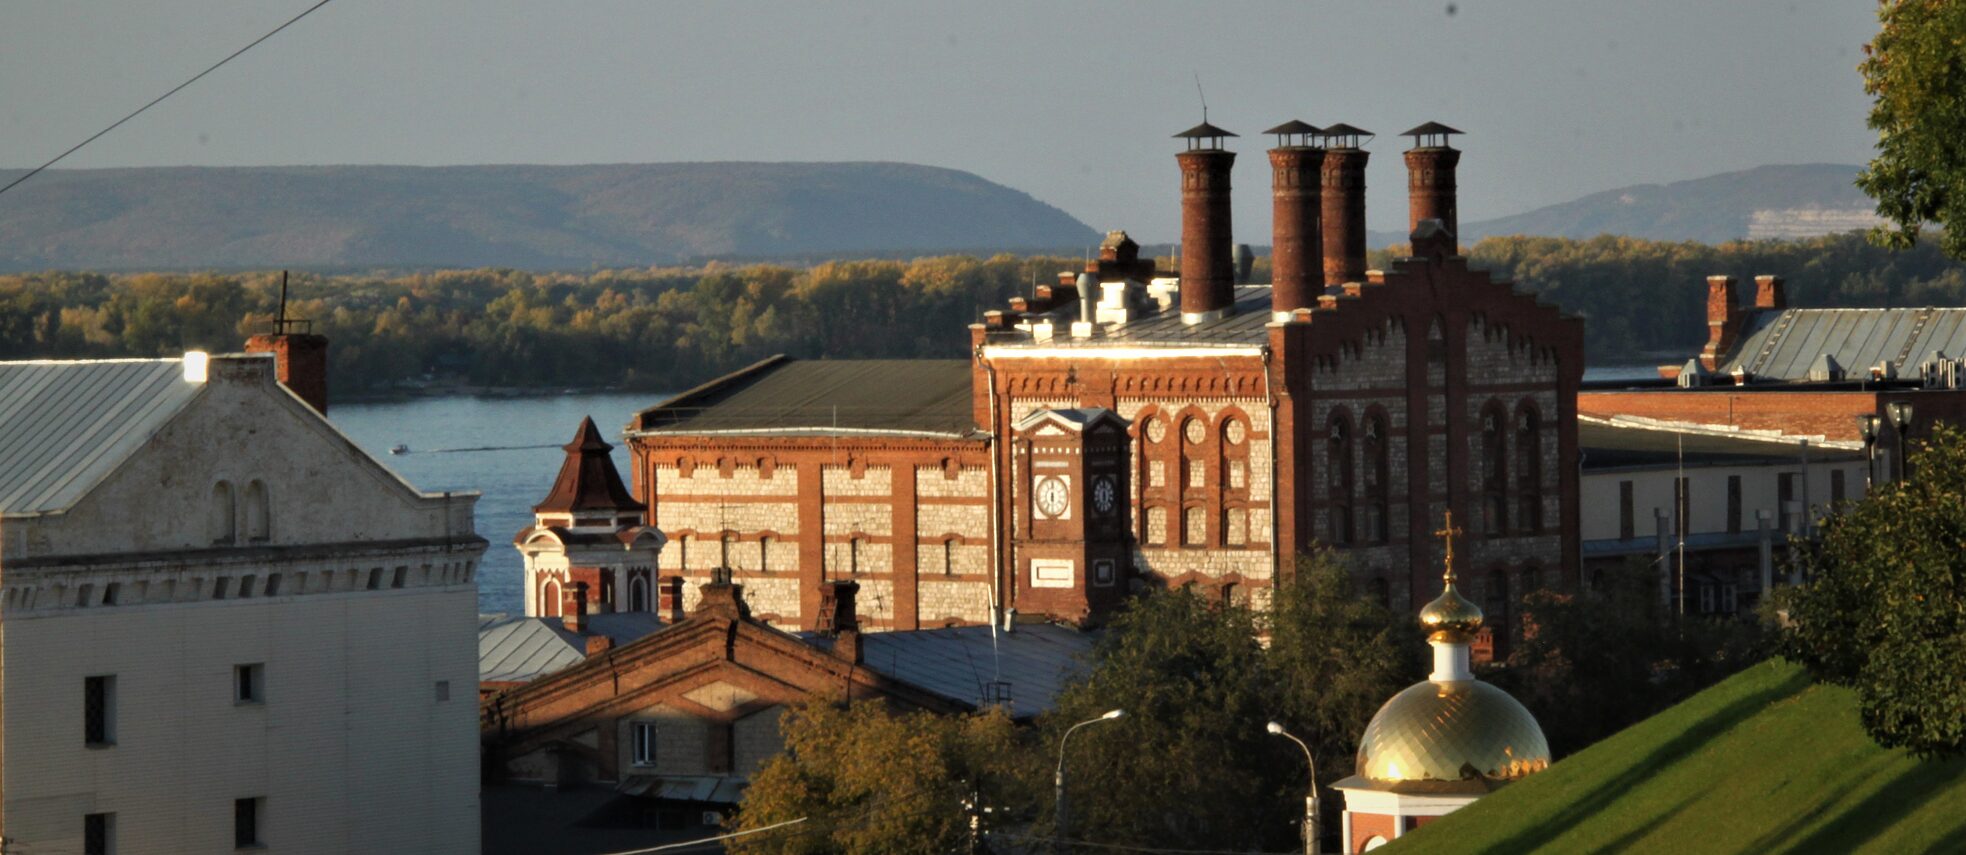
[1402,122,1463,252]
[244,271,330,414]
[1701,275,1743,371]
[564,581,590,634]
[659,576,685,622]
[820,580,862,664]
[1265,120,1325,320]
[1175,122,1239,324]
[1755,274,1787,310]
[1319,124,1373,286]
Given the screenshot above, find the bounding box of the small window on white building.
[85,812,114,855]
[243,480,269,542]
[632,721,658,767]
[234,797,263,848]
[263,574,281,597]
[101,583,120,606]
[235,664,264,704]
[210,481,236,545]
[76,584,95,607]
[435,680,451,702]
[84,675,115,746]
[366,568,382,591]
[238,575,255,598]
[213,578,231,600]
[391,567,407,589]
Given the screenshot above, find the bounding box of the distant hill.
[1391,660,1966,854]
[0,162,1098,271]
[1371,164,1882,246]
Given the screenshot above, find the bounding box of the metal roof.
[632,357,979,437]
[1722,307,1966,380]
[1579,419,1860,471]
[855,623,1096,718]
[477,612,665,684]
[1263,119,1323,136]
[0,358,204,515]
[1174,121,1237,139]
[1002,285,1279,349]
[1401,121,1464,137]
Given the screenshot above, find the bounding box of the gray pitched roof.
[1722,307,1966,381]
[477,612,665,684]
[631,356,978,438]
[1002,285,1277,349]
[856,623,1096,718]
[0,358,204,515]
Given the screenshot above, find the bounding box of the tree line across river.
[3,231,1964,396]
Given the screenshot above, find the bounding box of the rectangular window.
[235,664,263,704]
[391,566,407,589]
[366,568,382,590]
[213,577,231,600]
[85,812,113,855]
[101,583,120,606]
[238,575,255,598]
[1727,475,1742,534]
[1618,481,1634,540]
[435,680,450,702]
[632,721,658,767]
[1831,469,1847,507]
[1778,472,1796,532]
[84,675,114,746]
[234,797,263,848]
[263,574,281,597]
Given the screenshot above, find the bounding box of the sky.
[1,1,1881,242]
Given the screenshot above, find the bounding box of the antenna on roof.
[276,270,289,328]
[1193,71,1208,123]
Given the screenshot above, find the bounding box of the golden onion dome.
[1417,580,1484,642]
[1355,679,1551,784]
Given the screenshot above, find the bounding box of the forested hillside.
[4,232,1964,396]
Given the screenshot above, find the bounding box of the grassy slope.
[1388,659,1966,854]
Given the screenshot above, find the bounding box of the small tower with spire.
[515,416,665,622]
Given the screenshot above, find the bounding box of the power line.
[0,0,338,200]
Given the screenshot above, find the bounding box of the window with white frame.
[631,721,658,767]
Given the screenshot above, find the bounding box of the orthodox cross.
[1434,510,1464,583]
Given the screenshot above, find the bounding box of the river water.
[332,365,1657,615]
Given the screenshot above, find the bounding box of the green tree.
[1781,423,1966,757]
[1858,1,1966,258]
[726,700,1034,855]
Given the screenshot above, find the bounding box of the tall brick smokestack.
[1175,122,1238,324]
[1265,120,1325,320]
[1402,122,1464,250]
[1320,124,1372,286]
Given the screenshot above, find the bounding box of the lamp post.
[1267,721,1320,855]
[1887,401,1915,482]
[1055,709,1122,847]
[1857,413,1880,490]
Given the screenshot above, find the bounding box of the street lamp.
[1267,722,1320,855]
[1857,413,1880,489]
[1888,401,1915,482]
[1055,709,1123,846]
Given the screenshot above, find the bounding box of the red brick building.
[628,122,1584,640]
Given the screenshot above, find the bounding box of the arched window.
[759,536,773,573]
[1327,412,1355,545]
[1362,412,1391,543]
[210,481,236,545]
[1182,416,1206,489]
[1183,506,1207,546]
[1481,403,1509,537]
[1484,568,1511,652]
[629,576,650,612]
[243,480,270,541]
[1219,416,1250,493]
[541,580,563,618]
[1516,404,1543,534]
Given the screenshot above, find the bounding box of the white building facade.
[0,353,486,854]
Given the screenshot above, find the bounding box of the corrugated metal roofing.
[477,612,664,684]
[0,358,203,515]
[856,623,1096,717]
[633,357,978,437]
[1723,308,1966,380]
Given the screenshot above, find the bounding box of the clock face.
[1091,475,1117,516]
[1035,476,1070,519]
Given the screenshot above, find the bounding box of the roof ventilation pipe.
[1175,122,1238,324]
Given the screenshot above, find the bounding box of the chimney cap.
[1319,123,1374,148]
[1263,119,1323,147]
[1175,121,1237,150]
[1401,121,1464,148]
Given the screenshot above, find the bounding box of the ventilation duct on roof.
[1676,358,1713,388]
[1807,353,1845,382]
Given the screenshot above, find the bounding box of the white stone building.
[0,352,486,854]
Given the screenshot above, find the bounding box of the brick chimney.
[659,576,685,623]
[563,581,589,634]
[1320,124,1372,286]
[1175,121,1238,324]
[1265,121,1325,320]
[1754,274,1787,310]
[1701,276,1743,371]
[1402,122,1463,251]
[244,271,328,414]
[820,580,862,664]
[585,635,614,656]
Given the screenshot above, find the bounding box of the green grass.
[1388,659,1966,854]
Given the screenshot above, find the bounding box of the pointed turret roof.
[533,416,646,514]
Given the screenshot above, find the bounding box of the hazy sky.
[1,1,1880,242]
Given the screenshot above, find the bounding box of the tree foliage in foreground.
[1857,0,1966,259]
[1040,552,1422,852]
[726,700,1035,855]
[1781,423,1966,758]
